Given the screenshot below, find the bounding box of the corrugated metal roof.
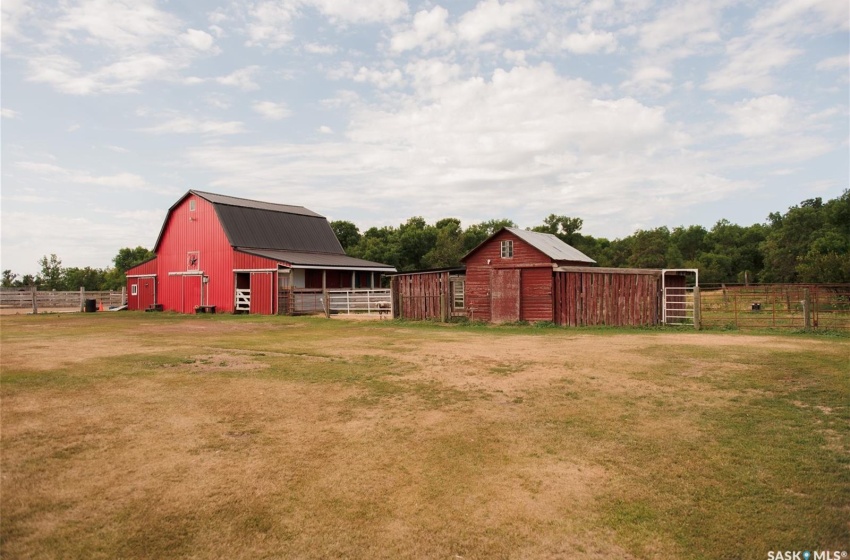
[505,227,596,263]
[237,249,396,270]
[214,204,345,254]
[192,190,323,217]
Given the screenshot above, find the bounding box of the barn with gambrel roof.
[126,190,395,314]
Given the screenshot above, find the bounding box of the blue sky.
[1,0,848,276]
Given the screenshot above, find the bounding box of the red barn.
[126,190,395,314]
[462,227,595,323]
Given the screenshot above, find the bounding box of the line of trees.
[333,190,849,284]
[2,247,155,291]
[3,191,846,290]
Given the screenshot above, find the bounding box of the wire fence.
[698,284,850,330]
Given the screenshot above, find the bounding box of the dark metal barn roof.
[213,204,345,254]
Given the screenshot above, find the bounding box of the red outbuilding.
[391,227,698,326]
[126,190,395,314]
[462,227,596,323]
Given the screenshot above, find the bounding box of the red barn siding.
[127,276,156,311]
[249,272,276,314]
[157,194,236,313]
[126,258,157,276]
[233,251,281,271]
[520,267,554,322]
[126,257,157,311]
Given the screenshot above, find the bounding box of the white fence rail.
[327,289,392,315]
[235,289,251,312]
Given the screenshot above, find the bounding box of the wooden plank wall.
[554,270,662,327]
[392,272,450,321]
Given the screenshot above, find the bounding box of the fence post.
[80,286,85,311]
[733,292,738,327]
[693,286,701,330]
[122,286,126,306]
[323,289,330,318]
[803,288,811,330]
[31,286,38,314]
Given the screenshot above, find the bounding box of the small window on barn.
[189,199,196,211]
[500,240,514,258]
[131,284,138,296]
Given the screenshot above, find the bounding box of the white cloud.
[620,65,672,95]
[390,6,454,53]
[704,35,802,92]
[353,67,405,89]
[1,0,34,49]
[15,160,158,191]
[318,125,333,134]
[179,28,215,51]
[215,66,261,91]
[456,0,536,43]
[816,54,848,71]
[182,64,727,230]
[308,0,408,24]
[253,100,292,120]
[638,2,721,52]
[142,114,247,135]
[244,1,299,48]
[304,42,337,54]
[1,108,20,119]
[52,0,181,50]
[720,95,795,137]
[561,30,617,54]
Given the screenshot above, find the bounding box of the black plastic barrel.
[85,299,97,312]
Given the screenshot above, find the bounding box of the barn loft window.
[131,284,138,296]
[189,199,196,211]
[500,240,514,258]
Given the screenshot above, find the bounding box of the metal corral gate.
[328,289,392,315]
[662,269,699,326]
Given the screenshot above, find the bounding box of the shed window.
[452,279,465,310]
[131,284,138,296]
[189,199,196,211]
[500,240,514,258]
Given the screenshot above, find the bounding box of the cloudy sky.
[1,0,848,275]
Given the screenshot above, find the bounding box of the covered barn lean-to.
[391,227,696,326]
[126,190,395,314]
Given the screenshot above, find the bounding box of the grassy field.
[1,313,848,559]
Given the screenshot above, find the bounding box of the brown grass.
[1,314,847,559]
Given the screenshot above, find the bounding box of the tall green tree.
[37,254,63,290]
[113,246,155,272]
[331,220,362,252]
[424,218,465,268]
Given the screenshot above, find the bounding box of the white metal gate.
[661,269,699,326]
[663,287,695,325]
[327,289,392,315]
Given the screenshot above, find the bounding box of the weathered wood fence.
[553,268,662,327]
[0,288,126,311]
